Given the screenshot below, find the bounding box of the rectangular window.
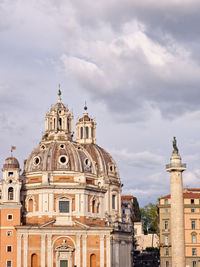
[7,215,13,221]
[59,201,69,213]
[164,199,168,204]
[192,234,197,244]
[112,195,116,210]
[165,248,169,256]
[7,231,12,236]
[7,261,12,267]
[164,208,168,213]
[192,248,197,256]
[8,172,14,177]
[164,235,168,245]
[164,221,168,231]
[193,261,197,267]
[191,208,195,213]
[7,246,12,252]
[192,220,196,230]
[60,260,68,267]
[191,199,195,204]
[166,261,169,267]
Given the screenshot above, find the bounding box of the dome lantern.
[76,104,96,144]
[43,89,74,141]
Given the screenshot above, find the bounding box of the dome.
[3,156,20,169]
[49,102,68,112]
[24,140,119,178]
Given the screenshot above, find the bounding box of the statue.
[173,137,178,153]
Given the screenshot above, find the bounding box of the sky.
[1,0,200,206]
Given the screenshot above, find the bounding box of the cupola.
[76,104,96,144]
[2,155,21,203]
[43,89,74,141]
[2,155,20,180]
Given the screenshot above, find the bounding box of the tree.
[133,197,141,222]
[140,203,158,233]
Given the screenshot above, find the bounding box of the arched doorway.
[31,253,38,267]
[90,254,96,267]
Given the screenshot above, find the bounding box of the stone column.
[17,233,22,267]
[23,233,28,267]
[82,234,87,267]
[41,234,46,267]
[166,144,186,267]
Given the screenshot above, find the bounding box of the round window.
[84,158,90,167]
[40,145,46,150]
[59,155,69,165]
[59,144,65,149]
[33,156,40,166]
[9,180,12,184]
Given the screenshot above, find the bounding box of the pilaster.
[82,234,87,267]
[106,235,111,267]
[75,234,81,267]
[41,234,46,267]
[47,234,52,267]
[17,233,22,267]
[100,234,104,267]
[23,233,28,267]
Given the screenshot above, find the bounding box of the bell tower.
[76,104,96,144]
[43,89,74,141]
[1,155,22,204]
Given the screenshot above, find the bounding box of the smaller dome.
[3,156,20,169]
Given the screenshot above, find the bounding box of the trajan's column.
[166,137,186,267]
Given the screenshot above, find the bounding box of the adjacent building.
[0,92,133,267]
[159,188,200,267]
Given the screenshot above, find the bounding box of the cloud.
[183,169,200,187]
[61,26,200,121]
[110,148,164,168]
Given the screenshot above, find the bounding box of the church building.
[0,91,133,267]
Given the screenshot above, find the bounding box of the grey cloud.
[61,30,200,122]
[111,149,164,168]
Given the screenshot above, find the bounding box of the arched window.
[90,254,96,267]
[67,118,70,132]
[91,128,93,138]
[8,187,13,200]
[85,126,89,139]
[81,127,83,139]
[58,118,62,129]
[31,253,38,267]
[112,194,116,210]
[54,118,56,129]
[92,199,96,213]
[192,233,197,243]
[29,199,33,212]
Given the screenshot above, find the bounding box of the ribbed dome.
[3,156,20,169]
[24,140,119,178]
